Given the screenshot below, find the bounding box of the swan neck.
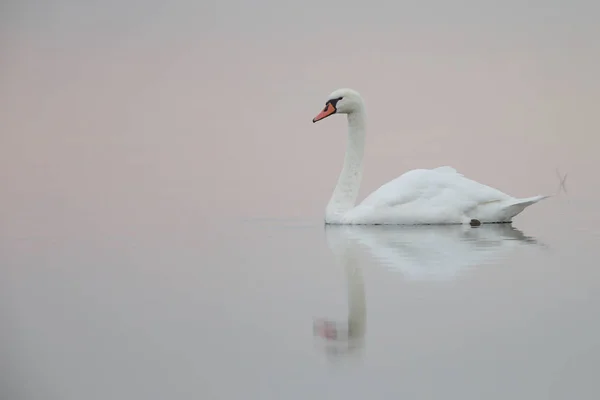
[325,110,366,222]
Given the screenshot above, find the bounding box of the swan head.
[312,88,364,123]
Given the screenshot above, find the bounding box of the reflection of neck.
[325,111,366,223]
[346,259,366,339]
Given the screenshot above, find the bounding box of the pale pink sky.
[2,1,599,237]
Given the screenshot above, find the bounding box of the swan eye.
[328,97,343,108]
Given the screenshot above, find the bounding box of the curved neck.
[325,111,366,222]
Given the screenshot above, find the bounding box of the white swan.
[312,88,548,225]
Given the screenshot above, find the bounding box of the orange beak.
[313,102,336,123]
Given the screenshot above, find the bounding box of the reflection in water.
[329,223,540,281]
[313,223,539,359]
[313,238,366,360]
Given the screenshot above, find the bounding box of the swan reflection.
[313,245,366,359]
[313,223,539,358]
[327,223,539,281]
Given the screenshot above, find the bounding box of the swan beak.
[313,103,336,123]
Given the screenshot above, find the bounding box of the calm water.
[2,196,600,399]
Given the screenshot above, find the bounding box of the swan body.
[312,88,547,225]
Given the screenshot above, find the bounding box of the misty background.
[2,2,600,399]
[2,1,599,230]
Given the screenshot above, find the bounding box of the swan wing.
[359,166,512,211]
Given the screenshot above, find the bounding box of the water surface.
[3,203,600,399]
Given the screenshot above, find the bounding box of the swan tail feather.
[500,195,548,220]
